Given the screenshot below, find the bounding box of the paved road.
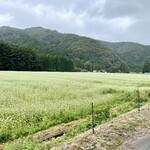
[125,133,150,150]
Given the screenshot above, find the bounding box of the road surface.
[124,133,150,150]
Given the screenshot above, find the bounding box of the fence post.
[91,102,95,134]
[137,87,140,113]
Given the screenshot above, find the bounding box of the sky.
[0,0,150,44]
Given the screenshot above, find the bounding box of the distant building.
[144,72,150,74]
[93,70,97,73]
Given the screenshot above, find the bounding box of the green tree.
[0,42,42,71]
[57,56,74,72]
[84,61,93,71]
[93,63,101,71]
[143,61,150,73]
[119,62,129,73]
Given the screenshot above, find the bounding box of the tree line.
[0,43,74,72]
[1,42,148,73]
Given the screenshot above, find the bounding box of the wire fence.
[91,87,142,134]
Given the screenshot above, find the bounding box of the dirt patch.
[34,119,85,142]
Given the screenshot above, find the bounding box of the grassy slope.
[0,72,150,149]
[100,41,150,72]
[56,104,150,150]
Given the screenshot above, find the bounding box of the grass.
[0,72,150,148]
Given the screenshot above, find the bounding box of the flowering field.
[0,71,150,146]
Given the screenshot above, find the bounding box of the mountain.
[0,26,128,72]
[0,26,44,50]
[100,41,150,72]
[24,27,128,72]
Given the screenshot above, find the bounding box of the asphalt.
[126,133,150,150]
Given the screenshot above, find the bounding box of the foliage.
[101,41,150,72]
[0,42,74,72]
[0,42,41,71]
[143,59,150,73]
[0,26,129,72]
[1,26,150,72]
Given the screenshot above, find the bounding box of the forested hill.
[1,26,149,72]
[100,41,150,72]
[0,26,128,72]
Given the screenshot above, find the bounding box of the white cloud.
[109,17,137,31]
[0,0,149,44]
[0,14,13,26]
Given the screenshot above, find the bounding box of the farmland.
[0,72,150,148]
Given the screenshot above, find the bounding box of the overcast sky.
[0,0,150,44]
